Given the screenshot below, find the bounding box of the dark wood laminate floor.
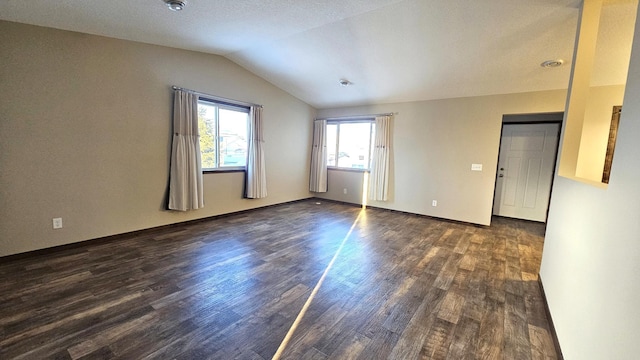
[0,200,556,360]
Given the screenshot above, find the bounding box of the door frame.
[491,113,563,223]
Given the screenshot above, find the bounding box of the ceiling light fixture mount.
[540,59,564,68]
[163,0,186,11]
[339,79,352,87]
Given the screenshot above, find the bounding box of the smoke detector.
[540,59,564,68]
[164,0,186,11]
[339,79,352,87]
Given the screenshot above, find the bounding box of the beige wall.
[540,4,640,359]
[0,21,315,257]
[316,90,568,225]
[318,170,367,205]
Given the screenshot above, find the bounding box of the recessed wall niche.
[558,0,638,186]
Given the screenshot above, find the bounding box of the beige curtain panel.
[368,115,392,201]
[309,119,328,192]
[168,90,204,211]
[245,106,267,199]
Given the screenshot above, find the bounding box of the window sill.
[327,167,370,173]
[203,168,245,174]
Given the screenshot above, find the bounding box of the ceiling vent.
[163,0,186,11]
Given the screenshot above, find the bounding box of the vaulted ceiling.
[0,0,636,108]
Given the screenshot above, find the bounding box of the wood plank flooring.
[0,200,557,359]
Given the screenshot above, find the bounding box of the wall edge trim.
[538,274,565,360]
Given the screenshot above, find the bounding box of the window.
[326,120,375,170]
[197,99,249,171]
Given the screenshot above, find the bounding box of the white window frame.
[197,98,250,172]
[326,119,375,171]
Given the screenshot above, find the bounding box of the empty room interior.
[1,0,640,359]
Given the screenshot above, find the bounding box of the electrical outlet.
[343,188,348,194]
[471,163,483,171]
[432,200,437,207]
[52,218,63,229]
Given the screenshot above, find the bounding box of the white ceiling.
[0,0,636,108]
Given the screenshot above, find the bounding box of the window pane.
[198,102,217,170]
[219,108,248,167]
[326,124,338,166]
[337,123,372,169]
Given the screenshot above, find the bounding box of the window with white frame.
[197,99,249,171]
[326,120,375,170]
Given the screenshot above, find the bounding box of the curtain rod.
[171,85,263,108]
[315,112,396,121]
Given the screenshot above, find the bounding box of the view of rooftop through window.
[326,121,374,170]
[198,101,248,170]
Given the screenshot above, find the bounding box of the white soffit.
[0,0,635,108]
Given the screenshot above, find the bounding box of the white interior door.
[493,123,560,222]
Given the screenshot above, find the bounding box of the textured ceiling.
[0,0,636,108]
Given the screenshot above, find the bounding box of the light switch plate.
[53,218,63,229]
[471,164,483,171]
